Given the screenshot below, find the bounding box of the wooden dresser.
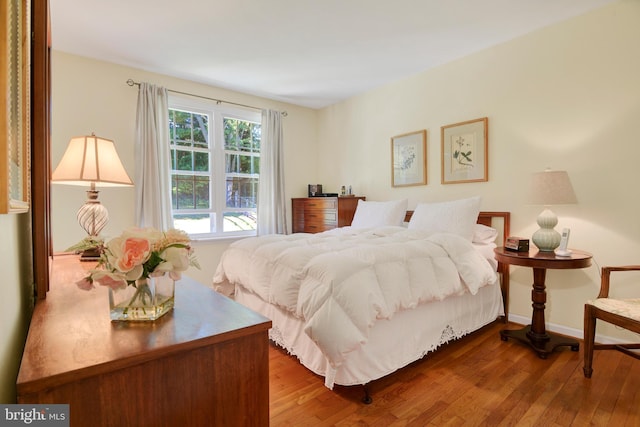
[17,255,271,427]
[292,196,365,233]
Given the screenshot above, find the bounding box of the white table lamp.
[52,134,133,258]
[529,169,577,252]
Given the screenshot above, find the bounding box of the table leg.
[528,267,548,341]
[500,266,579,358]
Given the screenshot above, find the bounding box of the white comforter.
[213,227,497,368]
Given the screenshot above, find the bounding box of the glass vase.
[109,274,175,321]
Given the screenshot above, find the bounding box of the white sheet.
[213,227,498,370]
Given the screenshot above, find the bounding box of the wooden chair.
[583,265,640,378]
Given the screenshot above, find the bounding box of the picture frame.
[0,0,31,214]
[391,130,427,187]
[441,117,488,184]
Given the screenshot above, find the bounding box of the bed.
[213,197,510,401]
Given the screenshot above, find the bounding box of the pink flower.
[92,271,127,290]
[117,237,151,271]
[104,236,151,281]
[76,277,94,290]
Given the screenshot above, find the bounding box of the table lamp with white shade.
[529,169,577,252]
[52,134,133,259]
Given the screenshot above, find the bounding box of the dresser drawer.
[304,209,337,223]
[303,223,336,233]
[303,198,337,210]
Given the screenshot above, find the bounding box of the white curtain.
[257,109,287,235]
[134,83,173,230]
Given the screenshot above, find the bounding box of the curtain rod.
[126,79,287,117]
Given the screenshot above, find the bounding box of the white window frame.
[169,95,261,240]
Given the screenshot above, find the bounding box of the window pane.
[194,176,210,209]
[170,109,209,149]
[224,118,261,153]
[175,150,193,171]
[238,154,254,174]
[194,152,209,172]
[225,153,238,173]
[173,213,215,234]
[172,175,210,210]
[238,121,252,152]
[172,110,193,146]
[193,115,208,148]
[224,119,238,150]
[252,124,261,151]
[226,177,257,208]
[224,211,257,232]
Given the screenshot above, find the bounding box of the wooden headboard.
[403,210,511,322]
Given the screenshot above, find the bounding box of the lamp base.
[77,187,109,237]
[532,207,561,252]
[80,247,102,261]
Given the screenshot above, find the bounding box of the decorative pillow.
[407,196,481,241]
[472,224,499,244]
[350,199,408,229]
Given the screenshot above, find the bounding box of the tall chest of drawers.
[292,196,365,233]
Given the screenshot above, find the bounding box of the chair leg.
[583,304,596,378]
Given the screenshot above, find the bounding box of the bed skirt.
[234,282,503,389]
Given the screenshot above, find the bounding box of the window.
[168,97,261,238]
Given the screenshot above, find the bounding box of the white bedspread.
[213,227,497,368]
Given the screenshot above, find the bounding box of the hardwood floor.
[268,321,640,426]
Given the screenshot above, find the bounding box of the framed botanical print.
[0,0,31,213]
[391,130,427,187]
[441,117,488,184]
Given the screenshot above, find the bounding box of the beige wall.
[51,52,318,285]
[316,0,640,340]
[0,213,34,402]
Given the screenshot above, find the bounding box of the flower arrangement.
[76,227,200,291]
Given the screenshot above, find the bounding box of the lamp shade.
[52,134,133,187]
[529,170,577,205]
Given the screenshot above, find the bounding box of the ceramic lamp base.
[532,207,561,252]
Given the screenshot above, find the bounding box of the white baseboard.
[507,313,629,345]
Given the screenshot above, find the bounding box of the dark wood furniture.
[17,254,272,427]
[494,247,592,358]
[292,196,365,233]
[583,265,640,378]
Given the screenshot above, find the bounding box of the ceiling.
[50,0,616,109]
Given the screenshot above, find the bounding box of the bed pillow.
[350,199,408,228]
[407,196,481,241]
[472,223,499,244]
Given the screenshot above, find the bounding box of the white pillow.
[350,199,408,229]
[407,196,481,241]
[472,223,499,244]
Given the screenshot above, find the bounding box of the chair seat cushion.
[588,298,640,321]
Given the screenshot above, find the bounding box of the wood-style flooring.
[269,321,640,426]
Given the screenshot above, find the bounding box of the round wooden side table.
[494,247,592,359]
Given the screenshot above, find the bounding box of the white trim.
[508,313,633,345]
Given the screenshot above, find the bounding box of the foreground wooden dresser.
[292,196,365,233]
[17,254,271,427]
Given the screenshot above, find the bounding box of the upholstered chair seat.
[582,265,640,378]
[583,266,640,379]
[588,298,640,321]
